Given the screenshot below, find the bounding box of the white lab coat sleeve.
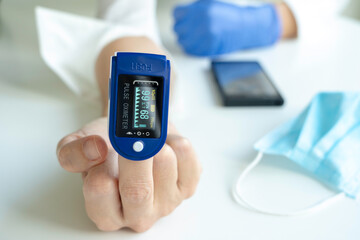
[36,1,161,100]
[96,0,161,50]
[285,0,349,37]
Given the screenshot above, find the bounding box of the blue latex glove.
[173,0,282,57]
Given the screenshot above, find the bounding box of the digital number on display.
[133,86,156,129]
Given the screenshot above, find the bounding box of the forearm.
[95,36,167,116]
[275,2,298,39]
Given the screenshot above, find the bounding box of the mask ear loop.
[232,152,346,216]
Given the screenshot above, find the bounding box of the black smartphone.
[211,61,284,106]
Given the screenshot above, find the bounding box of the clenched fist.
[56,117,201,232]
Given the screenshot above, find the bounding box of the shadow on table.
[16,173,97,232]
[203,68,223,107]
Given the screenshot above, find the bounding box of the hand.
[173,0,282,56]
[56,117,202,232]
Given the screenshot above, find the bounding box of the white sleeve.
[36,1,161,100]
[222,0,349,36]
[96,0,161,48]
[282,0,350,75]
[285,0,349,37]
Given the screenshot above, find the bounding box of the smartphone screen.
[211,61,284,106]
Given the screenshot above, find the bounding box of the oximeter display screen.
[133,85,156,129]
[116,75,163,138]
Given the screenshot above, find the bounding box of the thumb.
[57,134,108,173]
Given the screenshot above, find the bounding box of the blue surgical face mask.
[233,92,360,216]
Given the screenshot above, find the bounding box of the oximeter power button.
[133,141,144,152]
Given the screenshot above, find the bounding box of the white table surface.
[1,0,360,239]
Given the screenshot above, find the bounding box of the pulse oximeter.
[108,52,170,161]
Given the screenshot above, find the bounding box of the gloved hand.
[173,0,282,57]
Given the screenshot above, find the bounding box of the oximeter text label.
[132,62,152,72]
[120,82,130,130]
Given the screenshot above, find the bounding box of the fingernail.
[83,138,101,161]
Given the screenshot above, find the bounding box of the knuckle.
[155,144,175,162]
[199,161,203,173]
[96,223,121,232]
[120,181,152,205]
[160,144,173,156]
[184,186,197,199]
[193,160,203,180]
[179,182,198,199]
[83,169,116,196]
[160,207,173,217]
[130,220,154,233]
[182,163,202,199]
[172,137,192,154]
[159,202,178,217]
[156,192,182,217]
[182,188,195,199]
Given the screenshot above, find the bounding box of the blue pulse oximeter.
[108,52,171,161]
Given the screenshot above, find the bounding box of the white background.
[1,0,360,239]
